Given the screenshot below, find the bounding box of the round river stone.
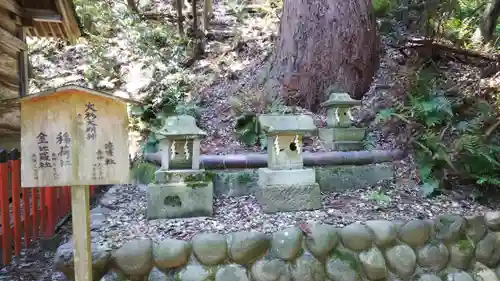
[365,220,397,248]
[359,247,387,280]
[398,220,430,248]
[251,259,288,281]
[417,243,449,271]
[192,233,228,265]
[229,232,270,264]
[152,238,191,270]
[216,264,250,281]
[114,238,153,277]
[385,244,417,279]
[271,227,303,260]
[340,223,373,251]
[305,223,338,258]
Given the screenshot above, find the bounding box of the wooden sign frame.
[18,85,139,281]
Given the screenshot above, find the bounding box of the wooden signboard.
[19,85,135,281]
[20,85,131,187]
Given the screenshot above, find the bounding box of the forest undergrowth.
[27,0,500,197]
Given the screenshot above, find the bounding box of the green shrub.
[373,0,396,17]
[376,68,500,196]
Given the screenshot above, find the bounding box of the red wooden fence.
[0,148,97,266]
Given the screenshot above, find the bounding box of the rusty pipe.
[143,149,404,169]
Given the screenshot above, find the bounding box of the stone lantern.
[318,92,366,151]
[255,115,321,213]
[147,115,213,219]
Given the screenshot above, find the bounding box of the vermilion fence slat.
[39,188,47,239]
[64,186,70,214]
[0,151,104,265]
[9,149,21,256]
[22,187,31,248]
[46,187,56,238]
[0,149,11,265]
[31,188,39,241]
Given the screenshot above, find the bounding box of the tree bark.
[127,0,140,14]
[479,0,500,42]
[265,0,379,110]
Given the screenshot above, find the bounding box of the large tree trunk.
[265,0,379,110]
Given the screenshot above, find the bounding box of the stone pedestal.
[255,168,321,213]
[147,170,213,219]
[318,127,366,151]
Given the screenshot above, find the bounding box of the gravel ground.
[92,181,493,249]
[2,180,496,281]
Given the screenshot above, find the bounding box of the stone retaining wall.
[55,212,500,281]
[132,162,394,196]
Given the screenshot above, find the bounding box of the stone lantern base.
[318,127,366,151]
[255,168,321,213]
[147,169,214,219]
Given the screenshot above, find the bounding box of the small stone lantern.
[156,115,206,170]
[255,115,321,213]
[318,92,366,151]
[147,115,213,219]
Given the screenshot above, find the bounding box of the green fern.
[377,68,500,196]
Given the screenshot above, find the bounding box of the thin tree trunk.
[479,0,500,42]
[264,0,379,110]
[127,0,140,14]
[176,0,185,35]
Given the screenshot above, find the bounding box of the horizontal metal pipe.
[144,149,404,169]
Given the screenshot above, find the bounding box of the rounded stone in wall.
[99,270,126,281]
[359,247,387,280]
[445,271,474,281]
[340,223,373,251]
[365,220,397,248]
[177,265,211,281]
[485,212,500,231]
[152,238,191,270]
[424,219,437,240]
[289,253,326,281]
[475,232,498,266]
[327,246,361,281]
[385,244,417,279]
[251,258,289,281]
[398,220,430,248]
[470,262,499,281]
[416,274,443,281]
[114,238,153,278]
[228,231,271,264]
[434,215,466,243]
[449,240,475,270]
[465,215,488,243]
[271,227,303,260]
[148,267,168,281]
[304,223,339,259]
[417,243,449,272]
[192,233,228,265]
[216,264,250,281]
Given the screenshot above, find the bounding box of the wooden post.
[71,185,92,281]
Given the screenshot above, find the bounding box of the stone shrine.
[147,115,213,219]
[255,115,321,213]
[318,92,367,151]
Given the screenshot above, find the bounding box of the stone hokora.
[317,91,366,151]
[147,115,214,219]
[255,114,321,213]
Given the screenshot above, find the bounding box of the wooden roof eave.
[15,85,144,105]
[0,0,81,43]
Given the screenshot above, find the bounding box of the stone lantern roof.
[156,115,206,140]
[321,92,361,108]
[258,114,316,135]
